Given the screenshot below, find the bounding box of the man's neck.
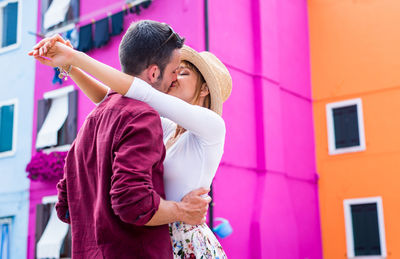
[135,74,151,85]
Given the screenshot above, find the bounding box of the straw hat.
[180,45,232,115]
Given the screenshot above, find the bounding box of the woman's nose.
[172,73,178,81]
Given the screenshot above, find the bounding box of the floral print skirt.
[169,221,227,259]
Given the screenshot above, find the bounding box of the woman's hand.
[28,34,76,68]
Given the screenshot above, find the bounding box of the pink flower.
[26,151,67,182]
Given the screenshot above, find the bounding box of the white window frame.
[0,98,18,158]
[326,98,366,155]
[0,0,21,54]
[37,85,74,152]
[343,197,387,259]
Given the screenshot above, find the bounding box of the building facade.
[209,0,322,258]
[0,0,38,258]
[308,0,400,258]
[27,0,322,258]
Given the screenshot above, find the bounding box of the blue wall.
[0,0,37,258]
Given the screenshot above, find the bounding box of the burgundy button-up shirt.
[56,92,172,259]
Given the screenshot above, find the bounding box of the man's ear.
[200,83,209,97]
[146,65,161,83]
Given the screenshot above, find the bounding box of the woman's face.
[167,62,200,104]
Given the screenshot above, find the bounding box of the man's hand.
[177,187,211,225]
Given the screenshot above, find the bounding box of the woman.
[30,35,232,258]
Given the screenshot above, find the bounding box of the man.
[32,20,210,258]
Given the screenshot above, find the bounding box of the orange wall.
[308,0,400,258]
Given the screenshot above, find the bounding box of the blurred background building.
[27,0,322,258]
[0,0,37,258]
[309,0,400,258]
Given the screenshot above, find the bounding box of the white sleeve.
[94,87,111,106]
[160,117,175,138]
[125,77,225,144]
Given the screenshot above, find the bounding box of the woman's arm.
[32,36,225,144]
[71,49,133,96]
[30,35,133,102]
[69,66,109,104]
[71,44,225,144]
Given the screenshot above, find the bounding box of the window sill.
[0,42,20,55]
[0,149,16,159]
[348,256,386,259]
[41,144,71,154]
[329,145,366,155]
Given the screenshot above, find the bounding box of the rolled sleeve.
[55,176,71,224]
[110,110,164,226]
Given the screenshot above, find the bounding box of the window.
[36,86,77,151]
[0,217,12,259]
[35,196,71,258]
[326,98,366,155]
[344,197,387,258]
[0,0,20,53]
[0,99,17,158]
[40,0,79,35]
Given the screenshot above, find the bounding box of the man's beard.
[152,75,167,93]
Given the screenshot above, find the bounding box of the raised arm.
[29,35,131,104]
[30,35,134,97]
[29,35,110,104]
[69,67,109,104]
[30,35,225,144]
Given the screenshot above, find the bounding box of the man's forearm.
[144,198,182,226]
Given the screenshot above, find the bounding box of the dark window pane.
[2,2,18,47]
[35,203,53,257]
[333,105,360,149]
[0,104,14,152]
[351,203,381,256]
[58,90,77,146]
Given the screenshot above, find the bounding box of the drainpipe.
[204,0,214,231]
[249,0,266,258]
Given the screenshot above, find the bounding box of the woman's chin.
[167,88,177,96]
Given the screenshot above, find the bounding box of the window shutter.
[2,2,18,47]
[0,104,14,152]
[34,203,52,259]
[351,203,381,256]
[333,105,360,149]
[58,90,77,146]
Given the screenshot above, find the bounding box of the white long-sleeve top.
[123,77,226,202]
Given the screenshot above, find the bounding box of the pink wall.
[28,0,322,258]
[209,0,322,258]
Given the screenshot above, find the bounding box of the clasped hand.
[28,34,76,69]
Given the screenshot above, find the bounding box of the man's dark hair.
[119,20,185,77]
